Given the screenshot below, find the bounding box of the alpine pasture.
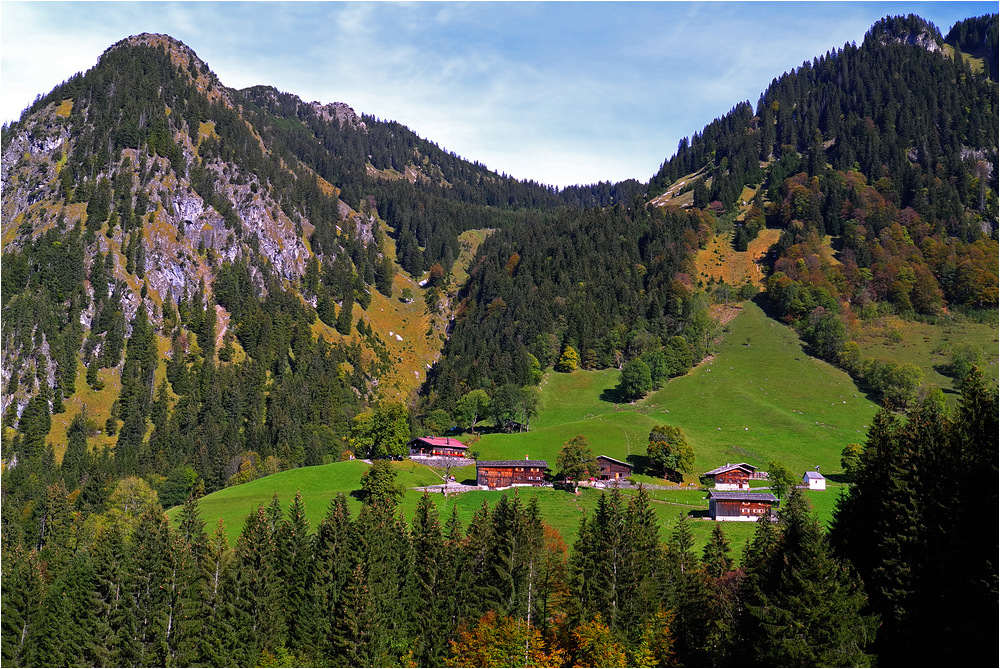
[169,301,878,552]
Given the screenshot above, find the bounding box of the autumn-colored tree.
[569,614,627,668]
[428,262,446,287]
[446,611,564,668]
[555,345,580,373]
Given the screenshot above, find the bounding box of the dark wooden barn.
[707,490,778,521]
[596,455,633,480]
[476,459,548,489]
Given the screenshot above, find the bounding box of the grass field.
[171,300,872,555]
[852,314,999,399]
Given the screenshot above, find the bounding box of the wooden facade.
[408,436,468,458]
[703,463,758,490]
[707,490,778,522]
[476,460,548,489]
[597,455,633,480]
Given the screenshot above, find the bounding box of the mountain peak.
[865,14,944,52]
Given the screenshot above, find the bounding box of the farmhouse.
[803,470,826,490]
[476,459,548,489]
[596,455,633,481]
[408,436,468,458]
[703,462,758,490]
[707,490,778,522]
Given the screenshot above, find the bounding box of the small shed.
[703,463,758,490]
[707,490,778,522]
[596,455,633,480]
[476,459,548,489]
[408,436,468,458]
[803,470,826,490]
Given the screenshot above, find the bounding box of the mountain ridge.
[1,14,996,486]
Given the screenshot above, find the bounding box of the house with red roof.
[408,436,468,458]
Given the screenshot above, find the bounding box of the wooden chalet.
[476,459,548,489]
[703,462,758,490]
[408,436,468,458]
[596,455,633,481]
[707,490,778,522]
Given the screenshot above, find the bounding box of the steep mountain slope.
[420,14,997,419]
[636,13,998,407]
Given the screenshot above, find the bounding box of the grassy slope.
[172,300,876,555]
[852,314,999,397]
[695,229,779,287]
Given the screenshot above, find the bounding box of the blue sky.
[1,2,994,187]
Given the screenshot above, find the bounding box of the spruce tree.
[275,490,314,655]
[409,493,450,666]
[744,489,877,666]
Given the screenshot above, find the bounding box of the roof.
[707,490,779,503]
[803,471,826,480]
[477,460,548,468]
[409,436,467,449]
[703,462,758,476]
[597,455,632,468]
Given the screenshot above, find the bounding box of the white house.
[803,470,826,490]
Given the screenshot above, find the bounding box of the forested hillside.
[0,31,641,498]
[1,12,998,669]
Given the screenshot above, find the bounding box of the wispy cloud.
[2,1,994,186]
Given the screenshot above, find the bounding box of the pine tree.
[1,543,46,666]
[275,490,313,655]
[228,505,286,664]
[409,493,450,666]
[744,489,877,666]
[308,494,356,664]
[702,523,734,578]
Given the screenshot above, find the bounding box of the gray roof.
[597,455,632,468]
[477,460,548,468]
[703,462,758,476]
[803,471,825,480]
[707,490,779,503]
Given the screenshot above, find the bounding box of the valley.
[169,300,874,553]
[1,12,996,668]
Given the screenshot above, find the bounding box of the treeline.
[0,474,865,667]
[4,364,993,669]
[235,86,649,277]
[652,15,998,222]
[945,14,999,79]
[830,366,998,667]
[422,202,718,412]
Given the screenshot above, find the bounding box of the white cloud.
[2,1,995,186]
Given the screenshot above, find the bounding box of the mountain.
[0,13,997,669]
[422,13,997,414]
[1,31,651,492]
[3,14,997,482]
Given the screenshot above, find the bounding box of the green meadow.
[170,301,874,554]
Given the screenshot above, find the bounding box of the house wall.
[713,471,750,489]
[710,499,773,521]
[599,462,632,479]
[477,466,545,488]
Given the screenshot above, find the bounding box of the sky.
[1,1,994,188]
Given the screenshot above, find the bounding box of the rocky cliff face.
[0,33,384,421]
